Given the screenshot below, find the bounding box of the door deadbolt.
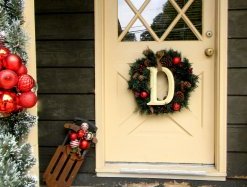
[205,48,214,57]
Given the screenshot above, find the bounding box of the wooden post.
[23,0,39,185]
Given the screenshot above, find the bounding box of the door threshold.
[96,162,226,181]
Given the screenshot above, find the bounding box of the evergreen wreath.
[128,48,199,114]
[0,0,37,186]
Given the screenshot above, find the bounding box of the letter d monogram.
[147,67,175,105]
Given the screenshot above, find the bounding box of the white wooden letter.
[147,67,175,105]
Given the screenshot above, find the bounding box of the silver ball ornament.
[81,122,89,131]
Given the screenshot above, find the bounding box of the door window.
[118,0,202,41]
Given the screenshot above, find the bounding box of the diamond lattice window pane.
[185,0,202,34]
[175,0,190,9]
[118,0,135,36]
[130,0,146,10]
[141,0,177,39]
[165,18,197,40]
[122,19,155,41]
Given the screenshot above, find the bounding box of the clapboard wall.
[35,0,247,186]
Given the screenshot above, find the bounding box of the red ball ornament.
[173,102,181,111]
[173,57,181,65]
[17,74,35,92]
[77,130,85,139]
[16,64,28,75]
[69,132,78,141]
[0,70,18,89]
[79,140,90,150]
[140,91,148,99]
[18,91,37,108]
[0,47,10,60]
[15,105,23,112]
[3,54,22,71]
[0,92,17,113]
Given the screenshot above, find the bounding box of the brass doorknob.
[205,48,214,57]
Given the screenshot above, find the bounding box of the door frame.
[95,0,228,181]
[24,0,39,182]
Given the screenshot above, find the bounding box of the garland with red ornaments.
[128,48,198,114]
[0,1,38,186]
[0,47,37,115]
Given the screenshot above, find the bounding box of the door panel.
[104,0,215,164]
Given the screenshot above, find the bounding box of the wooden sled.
[43,119,97,187]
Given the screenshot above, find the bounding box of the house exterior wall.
[36,0,247,186]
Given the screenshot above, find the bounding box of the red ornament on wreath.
[0,69,18,89]
[17,64,28,75]
[0,91,17,113]
[140,91,148,99]
[173,102,181,111]
[79,140,90,150]
[172,57,181,65]
[17,74,35,92]
[18,91,37,108]
[0,47,10,60]
[3,54,22,71]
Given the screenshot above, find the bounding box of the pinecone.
[184,81,192,88]
[144,59,151,67]
[134,92,140,98]
[161,56,173,67]
[175,91,185,102]
[138,75,145,81]
[132,72,139,79]
[180,81,192,92]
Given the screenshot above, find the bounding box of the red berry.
[173,102,181,111]
[79,140,90,150]
[173,57,181,65]
[140,91,148,99]
[69,133,78,141]
[77,130,85,139]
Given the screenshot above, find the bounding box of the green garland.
[0,0,37,186]
[128,48,199,114]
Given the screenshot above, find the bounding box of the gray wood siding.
[36,0,247,186]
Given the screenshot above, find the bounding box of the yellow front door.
[103,0,215,165]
